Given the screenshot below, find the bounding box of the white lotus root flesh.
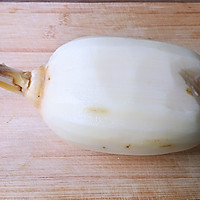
[0,37,200,155]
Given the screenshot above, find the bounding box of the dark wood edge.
[0,0,199,2]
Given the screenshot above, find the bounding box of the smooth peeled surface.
[40,37,200,155]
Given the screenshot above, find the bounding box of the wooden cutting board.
[0,2,200,199]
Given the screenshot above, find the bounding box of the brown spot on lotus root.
[160,144,173,148]
[186,88,193,96]
[102,146,106,149]
[126,144,131,149]
[87,107,109,114]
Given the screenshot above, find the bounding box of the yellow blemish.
[153,139,160,143]
[143,139,174,148]
[24,66,46,108]
[87,107,109,114]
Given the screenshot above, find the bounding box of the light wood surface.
[0,2,200,199]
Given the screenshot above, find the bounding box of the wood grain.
[0,2,200,199]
